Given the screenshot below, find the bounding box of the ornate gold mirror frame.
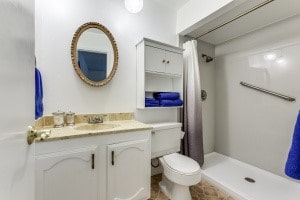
[71,22,119,87]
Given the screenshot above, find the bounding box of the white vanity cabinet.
[136,38,184,109]
[107,139,150,200]
[35,129,151,200]
[35,147,98,200]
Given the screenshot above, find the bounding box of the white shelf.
[138,106,183,109]
[145,71,182,78]
[145,91,181,93]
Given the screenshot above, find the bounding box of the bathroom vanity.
[34,113,152,200]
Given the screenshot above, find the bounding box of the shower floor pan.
[202,153,300,200]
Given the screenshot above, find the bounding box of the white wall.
[215,14,300,177]
[36,0,178,122]
[197,40,215,154]
[0,0,35,199]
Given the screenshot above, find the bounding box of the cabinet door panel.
[165,51,183,75]
[145,46,165,73]
[36,147,97,200]
[107,140,150,200]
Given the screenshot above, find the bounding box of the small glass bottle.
[66,111,75,126]
[52,110,65,128]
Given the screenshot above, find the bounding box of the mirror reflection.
[77,28,114,82]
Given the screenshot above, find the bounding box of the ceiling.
[154,0,190,10]
[185,0,300,45]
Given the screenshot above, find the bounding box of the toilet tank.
[148,122,182,159]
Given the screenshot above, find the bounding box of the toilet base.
[159,174,192,200]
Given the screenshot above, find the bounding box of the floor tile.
[150,174,235,200]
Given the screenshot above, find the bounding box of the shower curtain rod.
[191,0,275,40]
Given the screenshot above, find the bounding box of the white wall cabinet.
[35,147,97,200]
[137,38,184,109]
[165,51,183,76]
[145,46,165,73]
[35,130,151,200]
[107,140,150,200]
[145,46,183,76]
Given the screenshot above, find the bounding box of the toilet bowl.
[159,153,201,200]
[149,122,201,200]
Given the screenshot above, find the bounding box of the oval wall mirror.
[71,22,118,87]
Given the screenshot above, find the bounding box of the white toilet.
[149,122,201,200]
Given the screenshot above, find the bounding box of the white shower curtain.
[181,40,204,166]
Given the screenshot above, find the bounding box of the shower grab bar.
[240,81,296,102]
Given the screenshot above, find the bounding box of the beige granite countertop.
[36,120,152,143]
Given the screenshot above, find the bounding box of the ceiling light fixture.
[125,0,143,13]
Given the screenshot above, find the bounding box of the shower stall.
[181,0,300,199]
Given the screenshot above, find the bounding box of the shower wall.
[214,14,300,177]
[197,40,216,154]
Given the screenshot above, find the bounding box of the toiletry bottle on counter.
[66,111,75,126]
[52,110,65,128]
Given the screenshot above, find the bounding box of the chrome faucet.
[88,115,103,124]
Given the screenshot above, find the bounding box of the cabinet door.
[36,147,97,200]
[107,139,150,200]
[165,51,183,75]
[145,46,166,73]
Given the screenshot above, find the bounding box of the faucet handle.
[88,116,94,123]
[96,115,103,123]
[88,115,103,123]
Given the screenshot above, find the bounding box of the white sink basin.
[74,123,119,131]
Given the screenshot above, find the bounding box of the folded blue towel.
[285,112,300,180]
[145,103,159,107]
[154,92,180,100]
[145,98,159,107]
[35,68,44,119]
[145,98,157,102]
[159,99,183,107]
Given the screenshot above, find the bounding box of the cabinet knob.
[162,60,166,63]
[166,60,170,64]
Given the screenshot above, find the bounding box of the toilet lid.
[163,153,200,175]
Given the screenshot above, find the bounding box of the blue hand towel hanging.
[285,111,300,180]
[35,68,44,119]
